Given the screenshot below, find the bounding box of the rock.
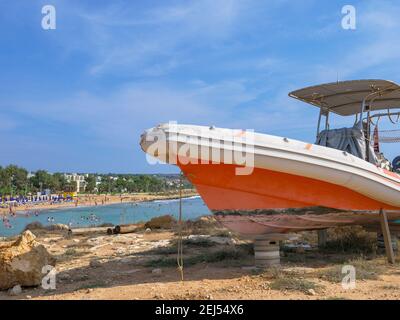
[115,248,126,255]
[119,257,133,264]
[120,269,141,274]
[8,284,22,296]
[145,228,151,233]
[152,268,162,275]
[0,230,56,290]
[26,295,32,299]
[209,236,235,245]
[73,239,80,243]
[187,234,235,245]
[307,289,316,296]
[150,240,170,249]
[89,260,102,268]
[154,293,165,299]
[48,224,70,231]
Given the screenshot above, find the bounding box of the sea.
[0,196,211,237]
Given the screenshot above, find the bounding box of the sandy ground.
[0,190,198,216]
[1,220,400,300]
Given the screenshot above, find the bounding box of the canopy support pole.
[316,109,322,139]
[380,209,395,264]
[324,111,330,130]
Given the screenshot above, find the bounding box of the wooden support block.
[380,209,395,264]
[318,229,327,248]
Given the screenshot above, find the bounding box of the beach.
[0,190,198,216]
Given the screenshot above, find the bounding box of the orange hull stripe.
[178,163,400,211]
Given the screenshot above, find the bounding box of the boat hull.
[179,162,398,211]
[178,162,400,235]
[140,123,400,235]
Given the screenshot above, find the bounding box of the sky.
[1,0,400,173]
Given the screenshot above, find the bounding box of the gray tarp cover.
[316,125,377,164]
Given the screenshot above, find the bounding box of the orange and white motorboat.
[140,80,400,236]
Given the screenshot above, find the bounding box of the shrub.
[318,257,384,282]
[24,221,45,231]
[323,226,377,254]
[145,215,176,229]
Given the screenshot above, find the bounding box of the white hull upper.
[141,123,400,210]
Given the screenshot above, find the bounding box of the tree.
[29,170,52,191]
[51,173,68,192]
[0,165,29,195]
[85,174,96,193]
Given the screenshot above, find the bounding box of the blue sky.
[1,0,400,173]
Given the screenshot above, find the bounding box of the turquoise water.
[0,196,210,237]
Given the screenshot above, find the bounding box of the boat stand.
[380,209,395,264]
[317,229,328,248]
[253,234,297,268]
[254,237,280,267]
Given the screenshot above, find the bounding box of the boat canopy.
[289,79,400,116]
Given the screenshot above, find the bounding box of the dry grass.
[145,215,176,230]
[145,244,252,268]
[64,248,77,256]
[179,216,231,237]
[259,266,324,294]
[269,277,322,293]
[323,226,377,254]
[317,256,385,282]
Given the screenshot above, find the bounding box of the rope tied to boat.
[176,171,184,282]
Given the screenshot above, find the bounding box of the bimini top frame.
[289,79,400,116]
[289,79,400,162]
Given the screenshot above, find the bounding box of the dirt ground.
[1,220,400,300]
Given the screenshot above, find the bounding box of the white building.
[64,173,88,193]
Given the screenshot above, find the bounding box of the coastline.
[0,190,198,216]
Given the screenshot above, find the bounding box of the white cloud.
[52,0,251,76]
